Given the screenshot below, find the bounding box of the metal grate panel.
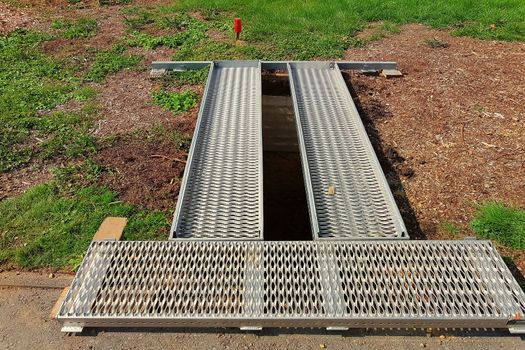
[171,61,263,239]
[58,240,525,329]
[288,62,407,239]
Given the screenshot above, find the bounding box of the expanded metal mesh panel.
[172,61,262,239]
[288,62,407,239]
[59,240,525,329]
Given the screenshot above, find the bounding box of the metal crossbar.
[288,62,407,239]
[171,61,263,239]
[58,240,525,331]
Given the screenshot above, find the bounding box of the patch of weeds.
[425,38,450,48]
[160,66,209,88]
[155,13,196,30]
[99,0,133,5]
[173,40,261,61]
[72,86,97,101]
[85,44,141,82]
[127,32,184,49]
[151,90,198,114]
[53,159,103,191]
[123,8,155,31]
[15,110,98,161]
[0,29,83,172]
[51,18,98,39]
[0,183,168,270]
[473,104,486,113]
[172,130,192,152]
[439,220,462,237]
[126,15,208,50]
[472,202,525,249]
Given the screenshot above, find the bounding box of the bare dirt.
[345,24,525,268]
[0,3,38,34]
[94,132,187,214]
[0,163,53,200]
[1,271,525,350]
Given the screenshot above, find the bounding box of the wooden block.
[50,287,69,319]
[328,185,336,196]
[380,69,403,78]
[93,217,128,241]
[149,68,166,78]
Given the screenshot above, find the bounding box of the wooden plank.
[92,217,128,241]
[380,69,403,78]
[50,287,69,319]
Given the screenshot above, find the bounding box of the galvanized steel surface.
[58,240,525,329]
[171,61,263,239]
[288,62,407,239]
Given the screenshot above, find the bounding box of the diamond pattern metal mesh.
[172,61,262,239]
[288,62,407,239]
[59,240,525,329]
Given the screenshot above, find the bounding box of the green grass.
[472,202,525,249]
[0,29,95,171]
[85,44,142,82]
[0,182,168,270]
[51,18,98,39]
[151,90,199,114]
[160,66,209,88]
[174,0,525,59]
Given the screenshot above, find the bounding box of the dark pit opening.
[262,72,313,241]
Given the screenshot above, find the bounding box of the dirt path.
[0,272,524,350]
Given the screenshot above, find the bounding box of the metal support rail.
[151,61,398,72]
[58,240,525,333]
[171,61,263,240]
[287,62,407,239]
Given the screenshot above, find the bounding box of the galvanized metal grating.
[288,62,407,239]
[58,240,525,330]
[171,61,263,239]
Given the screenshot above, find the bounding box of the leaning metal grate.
[288,62,407,239]
[171,61,263,239]
[58,240,525,330]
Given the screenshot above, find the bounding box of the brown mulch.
[93,68,201,137]
[345,24,525,267]
[0,163,53,200]
[0,3,38,34]
[94,133,187,213]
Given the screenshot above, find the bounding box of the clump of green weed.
[151,90,198,114]
[52,18,98,39]
[425,38,450,48]
[126,15,208,50]
[171,130,192,151]
[472,202,525,249]
[85,45,142,82]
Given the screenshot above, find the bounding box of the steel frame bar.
[151,61,398,72]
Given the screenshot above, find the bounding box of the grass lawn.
[472,202,525,249]
[1,0,524,271]
[177,0,525,59]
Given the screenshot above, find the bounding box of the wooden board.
[92,217,128,241]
